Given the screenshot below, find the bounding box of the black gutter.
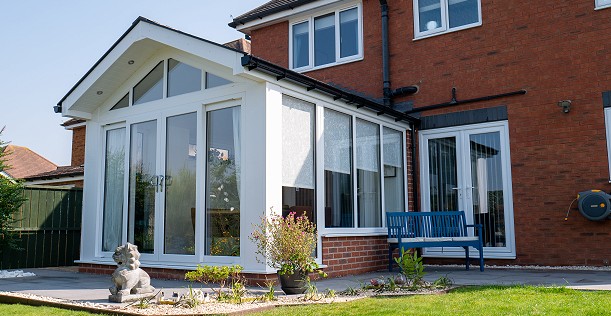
[57,16,247,108]
[405,89,527,114]
[241,55,420,124]
[229,0,317,28]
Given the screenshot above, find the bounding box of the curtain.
[476,157,488,214]
[282,95,315,189]
[232,107,241,197]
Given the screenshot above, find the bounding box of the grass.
[0,304,95,315]
[254,286,611,316]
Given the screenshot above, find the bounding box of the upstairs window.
[414,0,481,39]
[290,5,362,71]
[597,0,611,9]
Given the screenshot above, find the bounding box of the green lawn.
[0,304,94,315]
[255,286,611,316]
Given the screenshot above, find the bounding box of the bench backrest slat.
[386,211,469,238]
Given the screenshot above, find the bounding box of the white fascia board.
[63,122,86,130]
[64,109,92,120]
[61,24,149,114]
[235,0,343,34]
[25,177,83,186]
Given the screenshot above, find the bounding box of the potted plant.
[250,211,324,294]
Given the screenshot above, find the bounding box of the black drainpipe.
[380,0,420,211]
[380,0,391,107]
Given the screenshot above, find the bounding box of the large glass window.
[383,127,405,213]
[205,72,233,89]
[205,106,241,256]
[128,120,157,254]
[102,128,125,252]
[324,109,353,228]
[356,119,381,227]
[133,61,164,105]
[414,0,481,38]
[292,21,309,69]
[290,5,361,70]
[110,94,129,111]
[314,14,336,67]
[167,59,201,97]
[164,113,197,255]
[282,95,316,222]
[596,0,611,9]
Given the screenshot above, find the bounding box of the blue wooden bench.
[386,211,484,272]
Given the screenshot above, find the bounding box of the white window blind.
[324,109,352,174]
[383,128,403,168]
[356,119,380,172]
[282,95,315,189]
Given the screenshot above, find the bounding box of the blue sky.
[0,0,264,165]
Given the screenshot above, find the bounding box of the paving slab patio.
[0,265,610,307]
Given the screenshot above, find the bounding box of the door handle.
[465,186,475,199]
[451,187,463,199]
[151,175,159,192]
[159,175,165,192]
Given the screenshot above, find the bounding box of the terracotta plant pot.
[277,270,307,295]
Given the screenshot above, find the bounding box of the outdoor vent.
[577,190,611,221]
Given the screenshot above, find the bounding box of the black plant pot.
[277,270,307,295]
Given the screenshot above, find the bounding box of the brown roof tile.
[24,165,84,180]
[1,145,57,179]
[223,38,252,54]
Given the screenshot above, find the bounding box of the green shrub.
[394,248,425,286]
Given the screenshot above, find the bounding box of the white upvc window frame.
[413,0,482,39]
[596,0,611,10]
[604,107,611,181]
[289,3,363,72]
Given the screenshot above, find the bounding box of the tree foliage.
[0,127,26,253]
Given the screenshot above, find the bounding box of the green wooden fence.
[0,186,82,269]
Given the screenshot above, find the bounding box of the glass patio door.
[420,122,515,258]
[125,112,198,260]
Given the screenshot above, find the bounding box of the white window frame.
[604,107,611,181]
[596,0,611,10]
[413,0,482,39]
[289,3,363,72]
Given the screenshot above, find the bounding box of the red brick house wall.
[248,0,611,268]
[71,126,86,167]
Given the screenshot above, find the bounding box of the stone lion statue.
[109,243,155,297]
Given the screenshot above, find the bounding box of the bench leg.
[463,246,470,271]
[479,246,485,272]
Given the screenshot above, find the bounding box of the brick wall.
[248,0,611,266]
[71,126,86,167]
[321,236,388,277]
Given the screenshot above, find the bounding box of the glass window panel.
[102,128,125,252]
[448,0,479,28]
[428,137,458,212]
[356,119,381,227]
[164,113,197,255]
[314,13,336,66]
[339,8,359,58]
[470,132,505,248]
[324,109,353,228]
[133,61,164,105]
[418,0,442,33]
[292,21,310,69]
[110,93,129,111]
[128,120,157,254]
[205,106,241,256]
[282,95,316,224]
[167,59,201,97]
[383,128,405,213]
[205,72,233,89]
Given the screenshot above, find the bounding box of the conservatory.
[58,18,414,274]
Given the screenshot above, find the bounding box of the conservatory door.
[420,122,515,259]
[125,112,198,261]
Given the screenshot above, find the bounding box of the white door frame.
[419,121,516,259]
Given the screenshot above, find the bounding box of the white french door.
[119,110,199,262]
[420,121,515,259]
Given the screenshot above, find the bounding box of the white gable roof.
[59,17,247,118]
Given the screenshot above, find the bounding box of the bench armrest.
[466,224,483,237]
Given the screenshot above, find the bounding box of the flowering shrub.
[250,211,319,275]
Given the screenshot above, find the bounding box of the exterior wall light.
[557,100,571,113]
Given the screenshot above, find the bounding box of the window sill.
[321,228,387,237]
[413,22,482,41]
[595,3,611,10]
[294,56,363,74]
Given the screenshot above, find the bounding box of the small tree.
[0,127,26,254]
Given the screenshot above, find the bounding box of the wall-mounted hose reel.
[577,190,611,221]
